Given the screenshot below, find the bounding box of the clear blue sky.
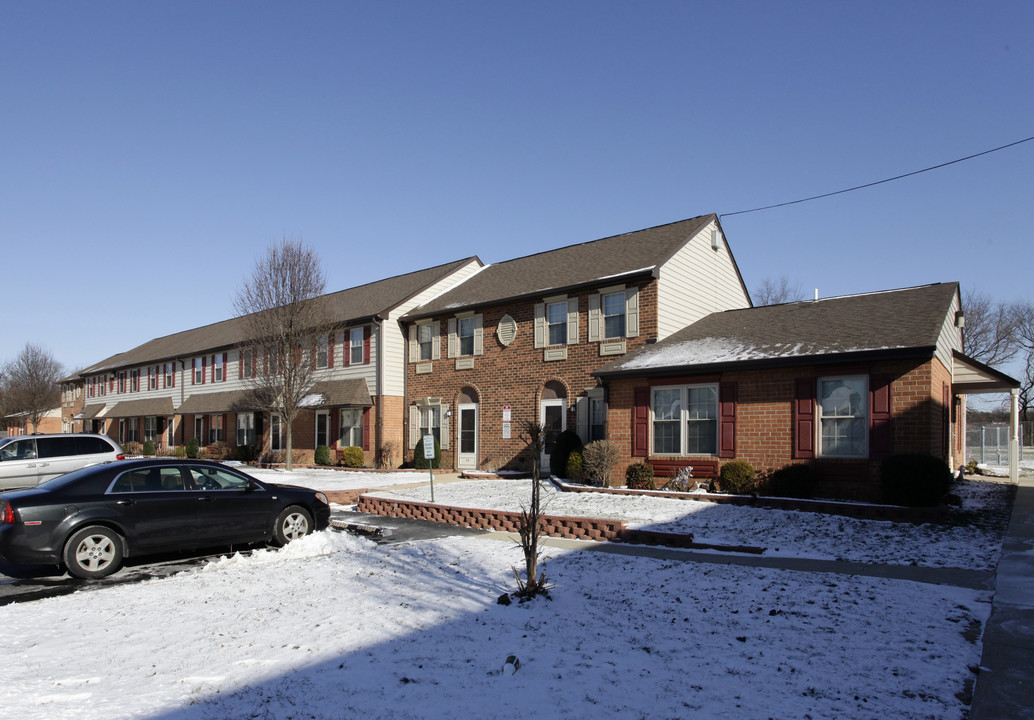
[2,1,1031,375]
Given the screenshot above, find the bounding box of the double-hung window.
[237,413,255,447]
[213,354,224,382]
[418,323,433,361]
[818,376,868,458]
[316,336,329,368]
[546,301,567,345]
[148,367,158,390]
[194,357,205,384]
[602,291,626,339]
[652,384,718,455]
[164,363,174,388]
[144,416,157,443]
[420,406,441,444]
[457,317,475,356]
[208,414,223,444]
[350,328,364,365]
[340,408,363,447]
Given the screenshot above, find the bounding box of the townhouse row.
[57,214,1019,499]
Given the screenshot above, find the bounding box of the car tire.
[63,526,124,579]
[272,506,312,547]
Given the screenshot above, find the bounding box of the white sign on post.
[422,434,436,502]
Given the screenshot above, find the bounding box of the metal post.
[1010,388,1020,483]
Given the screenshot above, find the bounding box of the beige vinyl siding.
[656,219,750,340]
[382,259,484,397]
[937,291,964,372]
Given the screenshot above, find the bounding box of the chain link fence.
[966,422,1032,465]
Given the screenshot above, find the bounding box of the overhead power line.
[720,135,1034,218]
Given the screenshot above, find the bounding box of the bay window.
[340,408,363,447]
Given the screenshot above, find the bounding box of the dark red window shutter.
[362,407,371,451]
[632,387,650,457]
[794,378,816,459]
[222,353,228,382]
[343,333,351,367]
[363,326,372,364]
[328,332,335,366]
[718,382,737,458]
[239,352,244,379]
[191,360,196,385]
[870,375,893,460]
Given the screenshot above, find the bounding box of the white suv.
[0,434,125,489]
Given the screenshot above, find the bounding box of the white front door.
[540,399,565,471]
[457,403,478,469]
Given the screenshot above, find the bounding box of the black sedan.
[0,458,331,579]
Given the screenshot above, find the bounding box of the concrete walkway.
[970,473,1034,719]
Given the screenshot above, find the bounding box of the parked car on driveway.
[0,434,124,490]
[0,458,330,579]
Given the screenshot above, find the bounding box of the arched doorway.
[457,387,479,470]
[540,381,567,471]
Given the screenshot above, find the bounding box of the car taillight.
[1,502,14,525]
[116,453,126,461]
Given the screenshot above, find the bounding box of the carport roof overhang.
[952,350,1020,394]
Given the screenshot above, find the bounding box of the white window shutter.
[440,404,451,449]
[575,396,588,444]
[474,314,484,355]
[567,297,579,345]
[408,325,417,362]
[626,286,639,337]
[447,318,457,358]
[588,293,601,342]
[408,406,420,449]
[431,321,441,360]
[534,303,545,348]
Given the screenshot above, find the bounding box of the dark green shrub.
[719,461,756,494]
[765,463,818,498]
[186,437,200,459]
[172,446,188,458]
[881,454,952,507]
[566,450,584,482]
[549,430,583,479]
[340,446,365,468]
[412,436,441,469]
[235,444,257,462]
[142,440,156,456]
[625,462,655,490]
[314,445,332,466]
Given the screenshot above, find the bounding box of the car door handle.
[116,499,133,506]
[197,496,213,502]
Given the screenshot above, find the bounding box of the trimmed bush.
[881,454,952,507]
[412,435,441,469]
[625,462,655,490]
[765,463,818,499]
[581,440,619,488]
[339,446,365,468]
[172,446,188,458]
[719,461,756,494]
[142,440,156,456]
[235,444,257,462]
[186,437,200,459]
[549,430,583,479]
[565,450,584,483]
[314,445,332,466]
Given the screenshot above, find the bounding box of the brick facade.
[406,279,658,472]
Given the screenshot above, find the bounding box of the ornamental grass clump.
[581,440,619,488]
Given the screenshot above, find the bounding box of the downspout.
[376,316,385,466]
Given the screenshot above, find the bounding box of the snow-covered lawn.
[1,466,1011,719]
[2,531,988,720]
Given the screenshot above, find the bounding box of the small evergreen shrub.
[412,435,441,469]
[549,430,583,479]
[172,446,188,458]
[719,461,756,494]
[765,463,818,498]
[142,440,156,456]
[581,440,619,487]
[881,454,953,507]
[314,445,332,466]
[339,446,365,468]
[565,450,584,483]
[186,437,200,459]
[625,462,655,490]
[235,444,257,462]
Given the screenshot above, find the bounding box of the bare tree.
[509,419,549,602]
[5,343,63,433]
[1013,302,1034,421]
[753,276,806,306]
[962,291,1018,367]
[233,238,335,471]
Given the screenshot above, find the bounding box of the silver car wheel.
[76,534,117,571]
[281,511,310,541]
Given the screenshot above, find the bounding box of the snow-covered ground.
[1,466,1012,719]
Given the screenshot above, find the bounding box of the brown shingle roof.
[80,258,478,374]
[105,398,175,418]
[406,215,718,317]
[595,283,960,376]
